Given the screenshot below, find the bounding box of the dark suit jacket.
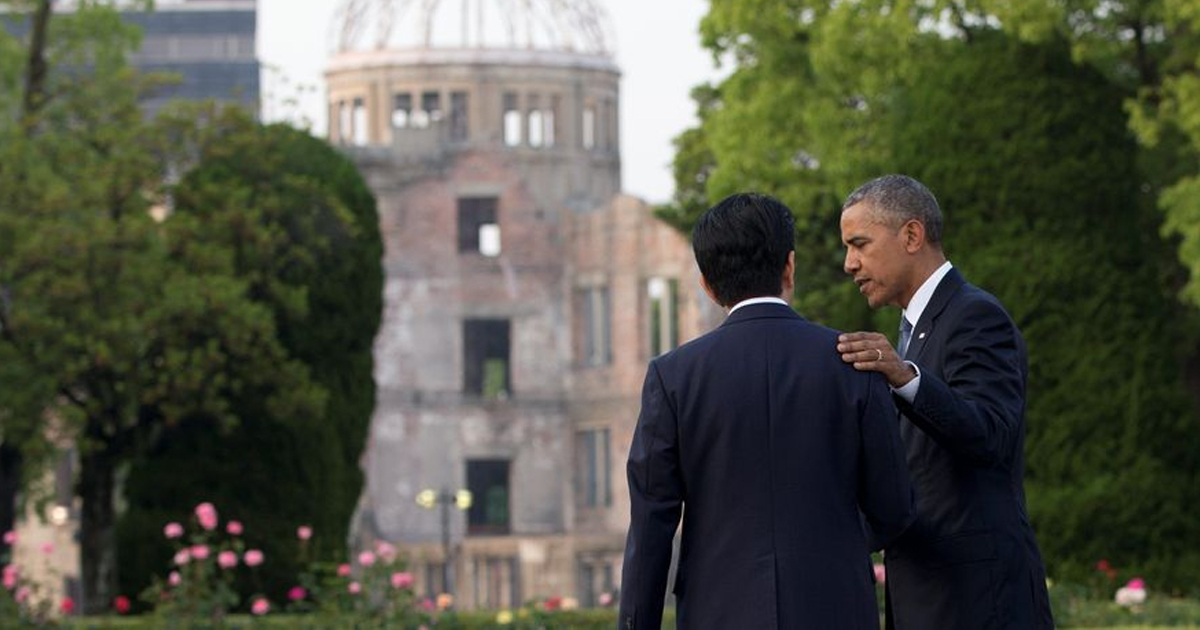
[619,303,914,630]
[885,269,1054,630]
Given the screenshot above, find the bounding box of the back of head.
[692,193,795,307]
[842,174,943,246]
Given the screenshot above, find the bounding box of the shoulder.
[942,281,1024,352]
[654,314,841,368]
[949,282,1016,326]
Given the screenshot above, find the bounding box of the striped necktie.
[898,316,914,359]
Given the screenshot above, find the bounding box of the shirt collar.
[902,261,953,327]
[728,296,789,315]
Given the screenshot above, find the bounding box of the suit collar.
[901,261,954,328]
[905,268,966,360]
[719,301,802,328]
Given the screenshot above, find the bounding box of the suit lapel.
[907,268,966,362]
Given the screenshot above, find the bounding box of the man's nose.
[843,251,858,275]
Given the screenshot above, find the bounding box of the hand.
[837,332,916,388]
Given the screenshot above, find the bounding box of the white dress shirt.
[893,261,953,402]
[728,296,789,314]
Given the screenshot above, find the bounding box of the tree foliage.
[889,32,1200,589]
[668,0,1200,591]
[115,112,383,604]
[0,0,377,611]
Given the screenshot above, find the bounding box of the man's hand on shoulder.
[837,331,917,388]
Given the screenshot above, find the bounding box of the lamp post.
[415,488,472,597]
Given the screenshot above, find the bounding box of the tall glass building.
[124,0,258,115]
[3,0,258,114]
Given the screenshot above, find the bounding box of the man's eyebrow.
[844,235,869,245]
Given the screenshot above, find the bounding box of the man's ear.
[781,251,796,297]
[903,220,926,254]
[699,275,724,309]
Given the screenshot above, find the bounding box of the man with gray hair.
[836,174,1053,629]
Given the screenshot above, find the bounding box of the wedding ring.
[874,348,883,362]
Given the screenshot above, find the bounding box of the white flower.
[1115,585,1146,607]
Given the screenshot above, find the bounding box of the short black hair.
[843,174,943,245]
[692,192,795,307]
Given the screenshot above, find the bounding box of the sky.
[256,0,725,205]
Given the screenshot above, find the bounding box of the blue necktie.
[898,316,913,359]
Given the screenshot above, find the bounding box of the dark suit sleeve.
[896,298,1025,467]
[619,360,684,630]
[858,372,915,550]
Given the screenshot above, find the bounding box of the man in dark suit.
[836,175,1054,629]
[619,193,915,630]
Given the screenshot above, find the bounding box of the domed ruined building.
[327,0,720,607]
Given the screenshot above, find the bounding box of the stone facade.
[329,48,721,607]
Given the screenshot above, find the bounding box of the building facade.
[125,0,258,115]
[328,1,721,608]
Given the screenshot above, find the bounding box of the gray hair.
[842,174,943,245]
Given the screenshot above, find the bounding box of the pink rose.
[1127,577,1146,590]
[347,581,361,594]
[336,563,351,577]
[40,542,54,555]
[244,549,264,567]
[391,572,414,589]
[419,597,435,612]
[189,545,209,561]
[15,586,30,603]
[250,597,270,615]
[226,520,243,536]
[168,571,181,586]
[357,550,376,567]
[113,595,131,614]
[60,596,75,615]
[2,564,17,589]
[2,531,15,545]
[598,592,613,606]
[375,541,397,562]
[297,525,312,541]
[217,551,238,569]
[287,586,306,601]
[194,502,218,531]
[173,549,191,566]
[163,522,184,539]
[873,563,886,584]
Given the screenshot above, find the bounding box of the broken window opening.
[450,91,469,141]
[392,93,412,129]
[577,286,610,366]
[352,97,368,146]
[582,106,595,150]
[576,427,611,508]
[527,95,543,148]
[463,318,510,398]
[503,92,521,147]
[458,197,500,256]
[648,277,680,356]
[466,459,510,535]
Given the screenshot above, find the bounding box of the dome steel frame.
[332,0,614,56]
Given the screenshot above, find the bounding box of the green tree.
[919,2,1200,310]
[115,112,383,604]
[0,1,324,612]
